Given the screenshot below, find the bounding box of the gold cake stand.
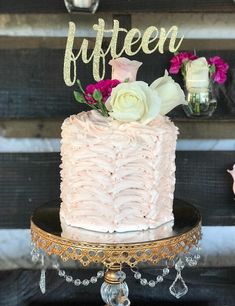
[31,199,202,305]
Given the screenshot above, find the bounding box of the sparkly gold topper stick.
[64,18,184,85]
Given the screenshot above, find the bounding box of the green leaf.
[124,78,129,83]
[93,89,103,102]
[102,104,109,117]
[209,64,216,75]
[74,91,85,103]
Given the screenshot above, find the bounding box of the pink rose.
[109,57,142,82]
[85,79,120,104]
[169,52,198,74]
[227,164,235,195]
[208,56,229,84]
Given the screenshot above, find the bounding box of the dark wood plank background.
[0,267,234,306]
[1,5,235,305]
[0,49,234,119]
[1,0,235,13]
[0,151,234,228]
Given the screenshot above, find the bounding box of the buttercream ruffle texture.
[60,110,178,233]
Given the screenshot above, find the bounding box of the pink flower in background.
[208,56,229,84]
[85,79,120,104]
[169,52,198,74]
[109,57,142,82]
[227,164,235,195]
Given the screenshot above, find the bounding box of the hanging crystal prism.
[169,271,188,299]
[39,253,46,294]
[169,258,188,299]
[39,268,46,294]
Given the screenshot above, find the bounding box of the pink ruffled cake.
[60,110,178,233]
[60,57,185,233]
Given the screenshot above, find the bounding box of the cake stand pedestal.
[30,199,202,305]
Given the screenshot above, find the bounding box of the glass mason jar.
[64,0,99,13]
[183,83,217,118]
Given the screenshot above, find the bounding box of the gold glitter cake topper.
[64,18,184,85]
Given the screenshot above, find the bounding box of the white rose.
[150,70,186,115]
[106,81,161,124]
[185,57,209,92]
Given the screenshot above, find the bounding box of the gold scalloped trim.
[31,220,201,268]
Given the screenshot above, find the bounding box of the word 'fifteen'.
[64,18,184,85]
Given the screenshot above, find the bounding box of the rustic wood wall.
[0,1,235,305]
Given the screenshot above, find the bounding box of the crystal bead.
[186,257,192,263]
[74,279,81,286]
[163,268,170,276]
[175,259,185,272]
[149,280,156,287]
[169,272,188,299]
[52,262,59,269]
[66,276,73,283]
[97,271,104,278]
[134,272,141,280]
[191,260,198,266]
[157,275,163,283]
[32,254,39,263]
[30,249,35,256]
[194,254,201,260]
[116,271,126,282]
[101,282,129,305]
[82,279,89,286]
[58,270,66,277]
[90,276,97,284]
[140,278,148,286]
[187,260,195,267]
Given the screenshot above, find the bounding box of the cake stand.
[30,199,202,305]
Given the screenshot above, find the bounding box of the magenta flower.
[169,52,198,74]
[85,79,120,104]
[208,56,229,84]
